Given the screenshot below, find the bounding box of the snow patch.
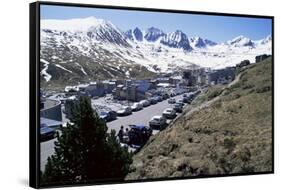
[125,70,130,77]
[55,64,73,73]
[75,62,88,75]
[40,59,52,82]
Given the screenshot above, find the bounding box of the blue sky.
[41,5,272,43]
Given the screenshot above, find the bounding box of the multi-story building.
[255,54,270,63]
[113,80,150,102]
[206,67,236,85]
[85,82,105,97]
[40,99,62,122]
[182,68,207,86]
[103,81,116,94]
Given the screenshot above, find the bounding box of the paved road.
[106,94,184,133]
[41,139,56,171]
[40,94,187,171]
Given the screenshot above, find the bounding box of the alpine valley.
[40,16,272,87]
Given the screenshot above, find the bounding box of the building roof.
[157,83,171,88]
[40,126,55,134]
[77,84,89,89]
[117,84,124,88]
[65,86,79,92]
[67,95,77,100]
[170,75,182,80]
[42,99,61,110]
[41,117,62,127]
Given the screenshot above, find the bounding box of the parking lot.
[106,94,185,134]
[40,92,194,171]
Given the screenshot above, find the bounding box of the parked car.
[162,108,177,119]
[173,103,183,113]
[40,125,56,142]
[131,103,143,111]
[149,115,167,129]
[170,92,176,97]
[99,112,108,121]
[148,97,158,104]
[139,100,150,107]
[162,93,169,100]
[155,96,163,102]
[168,98,176,104]
[189,91,200,101]
[177,101,185,107]
[183,97,190,104]
[117,106,132,116]
[178,99,185,104]
[126,125,153,147]
[99,110,117,122]
[189,93,195,100]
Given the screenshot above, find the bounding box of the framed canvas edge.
[29,1,275,188]
[30,1,41,188]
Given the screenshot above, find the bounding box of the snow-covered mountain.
[190,36,217,48]
[144,27,165,42]
[42,16,131,47]
[40,16,272,85]
[226,35,254,47]
[125,27,144,42]
[160,30,192,51]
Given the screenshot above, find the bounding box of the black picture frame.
[30,1,274,188]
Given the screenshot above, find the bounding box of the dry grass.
[192,85,224,106]
[126,58,272,180]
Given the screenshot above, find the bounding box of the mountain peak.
[228,35,254,47]
[264,34,272,42]
[190,36,201,40]
[174,29,184,34]
[41,16,108,32]
[144,27,165,42]
[147,27,162,31]
[160,30,192,51]
[166,30,188,42]
[134,27,141,31]
[256,34,272,45]
[190,36,217,48]
[133,27,143,41]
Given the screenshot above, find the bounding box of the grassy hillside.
[126,58,273,180]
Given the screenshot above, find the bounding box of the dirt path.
[228,73,241,88]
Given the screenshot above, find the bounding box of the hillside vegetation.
[126,58,272,180]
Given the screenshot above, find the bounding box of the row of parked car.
[148,91,200,130]
[41,91,200,143]
[121,92,200,148]
[99,90,200,124]
[99,92,182,121]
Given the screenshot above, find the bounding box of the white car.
[139,100,150,107]
[162,108,177,119]
[168,98,176,104]
[149,115,166,129]
[117,106,132,116]
[131,103,143,111]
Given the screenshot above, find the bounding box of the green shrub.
[223,138,236,151]
[255,86,271,93]
[207,88,223,100]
